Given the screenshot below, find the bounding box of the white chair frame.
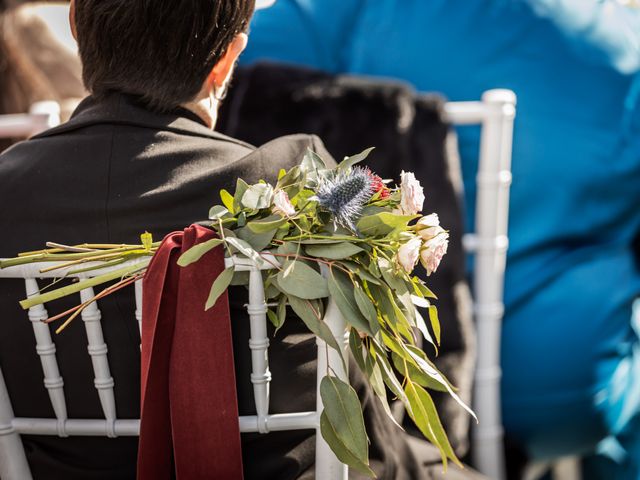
[0,90,515,480]
[0,102,61,139]
[0,256,349,480]
[444,89,517,480]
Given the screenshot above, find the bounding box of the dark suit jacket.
[0,93,430,479]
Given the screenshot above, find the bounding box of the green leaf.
[233,178,249,212]
[301,148,327,172]
[236,225,277,252]
[304,242,364,260]
[220,189,235,214]
[353,283,380,334]
[287,295,341,354]
[369,338,411,411]
[428,305,441,346]
[357,212,418,237]
[267,309,280,329]
[247,215,288,233]
[405,380,462,469]
[415,309,437,353]
[320,376,370,464]
[328,269,373,335]
[404,346,476,421]
[205,266,234,310]
[378,257,409,294]
[141,231,153,252]
[349,329,367,373]
[391,352,447,392]
[320,411,375,478]
[364,353,401,429]
[341,261,382,285]
[241,183,274,210]
[208,205,230,220]
[338,147,375,172]
[226,237,263,266]
[177,238,224,267]
[277,260,328,299]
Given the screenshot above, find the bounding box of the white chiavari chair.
[0,256,349,480]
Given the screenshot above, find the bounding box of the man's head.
[70,0,254,112]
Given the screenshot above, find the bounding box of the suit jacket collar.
[34,92,254,149]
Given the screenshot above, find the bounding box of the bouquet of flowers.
[1,148,474,476]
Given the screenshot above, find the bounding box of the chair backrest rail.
[79,287,118,438]
[24,279,69,436]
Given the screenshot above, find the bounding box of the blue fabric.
[242,0,640,474]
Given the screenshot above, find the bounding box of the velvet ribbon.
[137,224,243,479]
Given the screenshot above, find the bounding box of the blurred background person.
[0,0,83,151]
[239,1,640,478]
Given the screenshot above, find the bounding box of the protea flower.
[315,167,374,231]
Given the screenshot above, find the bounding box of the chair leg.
[0,368,32,480]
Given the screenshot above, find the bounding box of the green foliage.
[6,148,472,475]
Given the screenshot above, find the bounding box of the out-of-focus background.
[1,2,640,480]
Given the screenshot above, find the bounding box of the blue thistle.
[315,167,374,231]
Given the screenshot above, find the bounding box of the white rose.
[272,190,296,217]
[397,236,422,273]
[399,171,425,215]
[416,213,441,240]
[420,230,449,276]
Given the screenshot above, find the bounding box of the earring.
[212,84,228,102]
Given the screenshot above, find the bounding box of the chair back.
[0,256,349,480]
[445,89,517,480]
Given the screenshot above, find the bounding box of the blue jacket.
[241,0,640,458]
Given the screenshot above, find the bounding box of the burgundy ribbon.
[138,224,243,480]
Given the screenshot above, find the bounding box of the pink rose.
[416,213,441,240]
[397,237,422,273]
[272,190,296,217]
[420,229,449,276]
[399,171,425,215]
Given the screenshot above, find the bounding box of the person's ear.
[69,0,77,40]
[208,33,248,89]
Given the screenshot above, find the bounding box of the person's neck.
[181,97,218,129]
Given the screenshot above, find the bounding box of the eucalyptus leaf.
[353,283,380,334]
[428,305,441,346]
[220,189,235,214]
[338,147,375,172]
[357,212,418,237]
[320,376,369,463]
[369,338,410,411]
[247,215,288,234]
[349,329,367,373]
[205,266,234,310]
[391,352,447,393]
[304,242,363,260]
[177,238,223,267]
[287,295,341,354]
[405,380,462,469]
[236,225,277,252]
[277,260,328,299]
[241,183,274,210]
[365,353,401,429]
[320,411,375,478]
[233,178,249,212]
[208,205,230,220]
[342,261,382,285]
[226,237,263,266]
[328,269,373,335]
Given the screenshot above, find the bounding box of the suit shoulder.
[249,134,336,171]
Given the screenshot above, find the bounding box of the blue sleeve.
[525,0,640,74]
[241,0,364,73]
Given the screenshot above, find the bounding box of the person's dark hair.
[74,0,254,112]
